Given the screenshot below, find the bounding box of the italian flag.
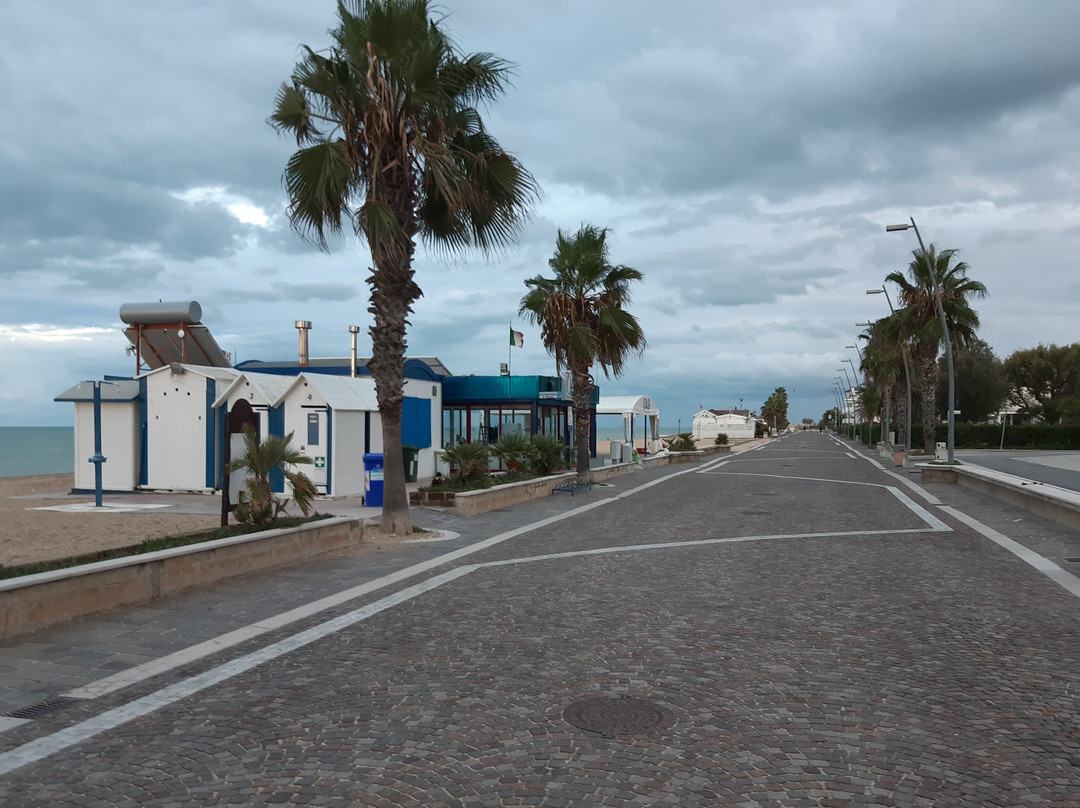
[510,328,524,348]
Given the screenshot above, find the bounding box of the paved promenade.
[2,432,1080,806]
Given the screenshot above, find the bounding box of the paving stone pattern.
[2,433,1080,806]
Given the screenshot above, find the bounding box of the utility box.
[935,442,948,461]
[363,453,384,507]
[402,446,419,483]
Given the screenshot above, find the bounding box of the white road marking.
[938,505,1080,600]
[1,440,1067,775]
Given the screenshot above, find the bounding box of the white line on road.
[0,517,956,776]
[938,505,1080,600]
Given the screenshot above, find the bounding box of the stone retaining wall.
[0,517,363,641]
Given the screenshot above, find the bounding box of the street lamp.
[837,368,855,439]
[842,357,864,443]
[866,288,913,452]
[846,345,874,445]
[832,381,845,435]
[887,217,956,462]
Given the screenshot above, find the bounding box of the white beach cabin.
[142,364,239,491]
[55,379,142,492]
[273,373,380,497]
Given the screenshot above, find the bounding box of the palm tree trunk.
[919,352,939,454]
[891,378,907,448]
[367,244,421,535]
[570,360,592,478]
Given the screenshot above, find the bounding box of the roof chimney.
[295,320,312,367]
[349,325,360,377]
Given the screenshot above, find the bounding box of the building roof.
[696,408,754,417]
[234,356,450,380]
[596,395,660,417]
[212,372,297,409]
[142,364,239,384]
[55,379,140,403]
[277,372,379,411]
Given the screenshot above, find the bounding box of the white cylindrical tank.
[119,301,202,324]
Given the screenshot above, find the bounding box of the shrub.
[491,432,532,477]
[439,441,490,484]
[714,433,729,445]
[226,426,317,526]
[668,432,696,452]
[529,433,567,476]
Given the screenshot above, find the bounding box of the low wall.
[412,449,724,516]
[919,464,1080,531]
[413,472,593,516]
[0,517,364,641]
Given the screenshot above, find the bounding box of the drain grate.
[562,695,676,738]
[3,696,79,720]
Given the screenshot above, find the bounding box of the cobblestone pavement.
[3,433,1080,806]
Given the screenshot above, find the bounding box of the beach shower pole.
[90,381,107,507]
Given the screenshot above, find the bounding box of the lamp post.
[837,369,854,439]
[887,217,956,462]
[831,382,844,435]
[846,344,874,445]
[865,288,914,452]
[842,357,864,443]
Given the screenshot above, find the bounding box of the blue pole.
[90,381,107,507]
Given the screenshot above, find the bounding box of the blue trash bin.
[363,453,384,508]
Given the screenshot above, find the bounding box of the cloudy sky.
[3,0,1080,428]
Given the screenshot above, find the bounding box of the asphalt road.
[2,432,1080,806]
[954,448,1080,493]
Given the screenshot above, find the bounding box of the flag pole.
[508,322,512,377]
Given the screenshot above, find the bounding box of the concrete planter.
[919,465,959,484]
[701,445,732,456]
[0,516,363,641]
[667,451,704,464]
[411,472,577,516]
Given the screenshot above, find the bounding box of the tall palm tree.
[886,246,987,453]
[270,0,538,535]
[520,225,646,478]
[860,315,910,448]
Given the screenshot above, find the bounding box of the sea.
[595,425,681,441]
[0,427,75,479]
[0,425,679,480]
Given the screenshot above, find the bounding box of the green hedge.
[841,422,1080,449]
[906,423,1080,450]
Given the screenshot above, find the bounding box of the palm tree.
[520,225,646,478]
[226,426,318,526]
[886,246,987,453]
[859,316,910,448]
[270,0,538,535]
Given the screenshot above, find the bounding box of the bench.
[552,480,593,496]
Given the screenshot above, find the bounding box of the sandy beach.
[0,474,222,567]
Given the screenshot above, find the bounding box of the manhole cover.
[562,696,675,737]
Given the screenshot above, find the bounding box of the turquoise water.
[0,427,74,478]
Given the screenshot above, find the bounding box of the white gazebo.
[596,395,662,453]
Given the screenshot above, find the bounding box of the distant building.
[692,408,756,442]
